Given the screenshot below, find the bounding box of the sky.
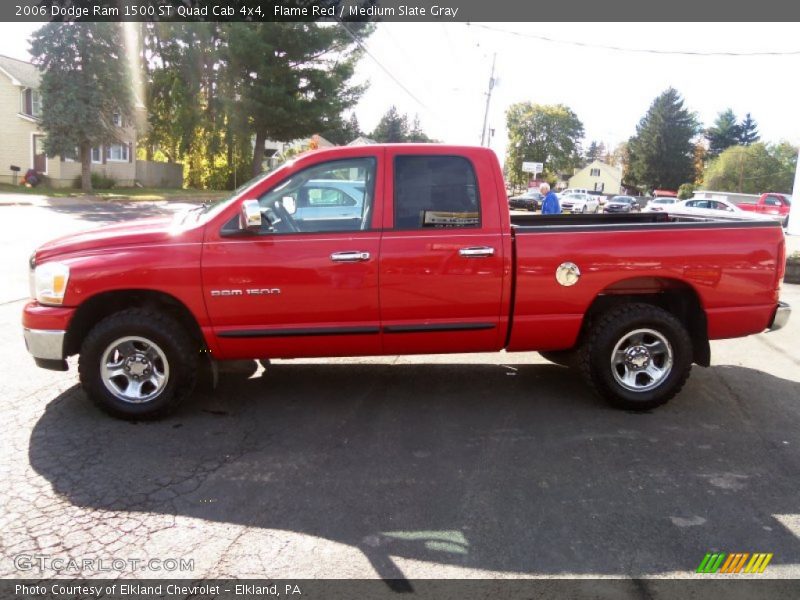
[2,21,799,165]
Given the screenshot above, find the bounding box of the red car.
[23,145,790,419]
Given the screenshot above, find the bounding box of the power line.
[468,23,800,57]
[337,21,431,112]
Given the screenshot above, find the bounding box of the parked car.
[509,189,543,211]
[643,197,678,212]
[670,198,769,220]
[288,179,365,223]
[23,145,789,419]
[560,192,600,213]
[560,187,591,197]
[604,196,640,213]
[733,193,792,227]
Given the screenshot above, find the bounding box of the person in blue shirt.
[540,183,561,214]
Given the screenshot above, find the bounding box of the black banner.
[5,579,800,600]
[2,0,800,22]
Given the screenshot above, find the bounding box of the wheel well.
[64,290,205,357]
[583,278,710,367]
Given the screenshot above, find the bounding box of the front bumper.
[23,328,68,370]
[768,301,791,331]
[22,301,75,371]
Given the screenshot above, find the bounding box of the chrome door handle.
[459,246,495,258]
[330,251,371,262]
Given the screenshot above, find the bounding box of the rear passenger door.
[379,150,506,355]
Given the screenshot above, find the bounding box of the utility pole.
[480,53,497,147]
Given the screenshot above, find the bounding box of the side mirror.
[239,199,262,232]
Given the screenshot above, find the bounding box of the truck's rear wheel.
[79,308,198,420]
[578,303,692,411]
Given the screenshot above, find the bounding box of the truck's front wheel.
[78,308,198,420]
[578,303,693,411]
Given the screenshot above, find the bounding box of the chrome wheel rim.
[100,336,169,403]
[610,328,673,392]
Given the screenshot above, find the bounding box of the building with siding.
[0,55,137,188]
[567,160,622,195]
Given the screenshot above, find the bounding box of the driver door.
[202,152,384,360]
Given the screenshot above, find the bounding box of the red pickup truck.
[23,145,790,419]
[734,192,792,226]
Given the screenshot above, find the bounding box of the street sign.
[522,161,543,174]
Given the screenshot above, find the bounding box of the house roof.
[347,136,377,146]
[0,55,40,89]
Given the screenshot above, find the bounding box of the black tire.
[78,308,198,420]
[784,215,790,228]
[539,350,575,367]
[577,303,693,411]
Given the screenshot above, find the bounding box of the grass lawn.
[0,183,228,202]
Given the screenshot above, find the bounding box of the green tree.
[30,23,134,192]
[705,108,741,158]
[371,106,409,142]
[702,142,796,193]
[504,102,584,186]
[738,113,760,146]
[585,140,607,164]
[319,113,364,146]
[407,115,434,142]
[225,23,367,177]
[369,108,435,143]
[627,88,698,191]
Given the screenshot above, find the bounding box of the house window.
[91,147,102,163]
[590,168,601,177]
[106,144,129,162]
[112,112,122,127]
[23,89,42,118]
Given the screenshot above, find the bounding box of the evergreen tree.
[319,113,363,145]
[371,106,409,142]
[585,140,608,164]
[705,108,741,158]
[738,113,760,146]
[224,23,367,176]
[627,88,698,191]
[30,23,134,192]
[407,115,433,142]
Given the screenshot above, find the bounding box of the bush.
[73,172,117,190]
[677,183,695,200]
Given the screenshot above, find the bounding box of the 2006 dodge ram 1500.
[23,145,791,419]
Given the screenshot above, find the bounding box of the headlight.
[31,262,70,305]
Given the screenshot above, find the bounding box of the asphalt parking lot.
[2,198,800,582]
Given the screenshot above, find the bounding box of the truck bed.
[506,212,785,353]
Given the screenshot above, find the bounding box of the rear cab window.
[393,155,480,230]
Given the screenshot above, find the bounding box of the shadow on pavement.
[29,362,800,578]
[37,199,182,224]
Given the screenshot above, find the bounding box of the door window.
[257,158,375,234]
[393,155,480,229]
